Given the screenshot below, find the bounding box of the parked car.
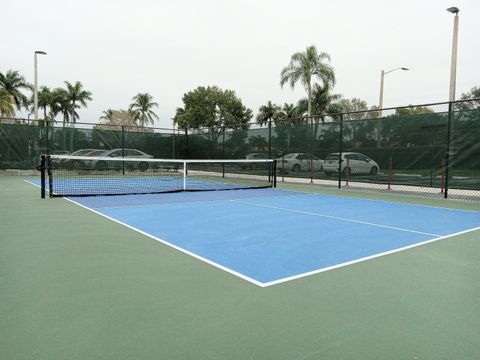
[323,152,379,176]
[60,149,104,168]
[92,148,153,171]
[276,153,324,172]
[242,152,270,170]
[100,149,153,159]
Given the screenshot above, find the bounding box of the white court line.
[231,199,442,237]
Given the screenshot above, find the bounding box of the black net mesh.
[44,155,275,197]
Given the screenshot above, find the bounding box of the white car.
[276,153,324,173]
[323,152,379,176]
[92,148,153,171]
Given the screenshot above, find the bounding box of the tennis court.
[30,182,480,287]
[2,161,480,359]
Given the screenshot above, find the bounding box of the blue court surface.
[45,186,479,287]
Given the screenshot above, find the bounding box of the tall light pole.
[378,67,409,117]
[447,7,459,102]
[33,50,47,120]
[444,7,460,199]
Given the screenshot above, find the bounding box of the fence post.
[441,159,445,193]
[444,102,454,198]
[121,125,125,175]
[46,120,50,155]
[172,126,175,159]
[310,159,313,184]
[387,158,392,190]
[222,126,225,178]
[184,128,188,159]
[268,119,272,159]
[345,158,350,186]
[337,114,343,189]
[281,155,284,182]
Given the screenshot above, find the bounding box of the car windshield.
[325,154,339,160]
[89,150,106,156]
[284,154,297,159]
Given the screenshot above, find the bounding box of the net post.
[183,161,187,190]
[47,155,53,197]
[39,155,46,199]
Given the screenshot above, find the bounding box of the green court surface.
[1,176,480,360]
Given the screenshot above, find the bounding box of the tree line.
[1,44,479,131]
[0,70,159,130]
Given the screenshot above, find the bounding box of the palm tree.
[100,109,114,122]
[64,81,92,123]
[35,86,53,120]
[280,45,335,117]
[297,83,343,138]
[0,69,32,112]
[297,83,342,123]
[129,93,159,127]
[0,89,15,117]
[256,101,281,126]
[48,88,71,125]
[276,103,300,124]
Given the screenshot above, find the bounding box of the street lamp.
[34,50,47,120]
[447,7,459,102]
[378,67,409,117]
[444,7,460,199]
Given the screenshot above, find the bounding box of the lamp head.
[401,67,409,71]
[35,50,47,55]
[446,7,459,14]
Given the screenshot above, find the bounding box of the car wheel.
[138,161,149,172]
[370,166,378,175]
[292,164,301,172]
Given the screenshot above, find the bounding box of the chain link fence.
[1,99,479,200]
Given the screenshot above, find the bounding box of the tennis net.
[38,155,276,197]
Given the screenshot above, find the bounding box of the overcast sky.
[2,0,479,128]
